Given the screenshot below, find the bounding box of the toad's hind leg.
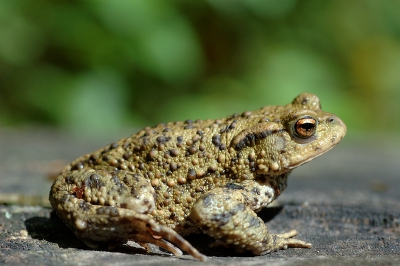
[75,204,207,261]
[49,169,207,261]
[189,188,311,255]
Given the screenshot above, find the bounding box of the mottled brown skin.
[49,93,346,261]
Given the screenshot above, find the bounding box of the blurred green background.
[1,0,400,138]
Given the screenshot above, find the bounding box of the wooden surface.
[0,128,399,265]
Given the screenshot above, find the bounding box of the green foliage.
[0,0,399,135]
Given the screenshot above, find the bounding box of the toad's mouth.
[286,133,346,170]
[286,145,335,169]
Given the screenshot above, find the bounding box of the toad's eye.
[294,116,317,139]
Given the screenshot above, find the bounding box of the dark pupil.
[301,123,314,131]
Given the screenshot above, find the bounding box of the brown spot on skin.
[158,143,165,151]
[170,163,178,171]
[187,169,196,180]
[141,137,150,147]
[72,162,84,170]
[170,149,180,157]
[123,141,130,148]
[188,146,198,155]
[184,124,195,129]
[192,135,201,142]
[195,186,204,193]
[147,149,158,161]
[207,165,218,173]
[211,134,221,147]
[220,120,237,133]
[177,177,186,185]
[109,158,118,166]
[151,179,159,187]
[167,180,175,187]
[89,153,99,162]
[196,170,205,178]
[156,136,171,144]
[248,152,256,162]
[242,111,252,117]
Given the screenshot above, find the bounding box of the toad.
[49,92,346,261]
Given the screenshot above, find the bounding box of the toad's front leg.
[189,181,311,255]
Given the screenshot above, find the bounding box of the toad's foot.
[190,186,311,255]
[209,229,311,254]
[256,230,311,255]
